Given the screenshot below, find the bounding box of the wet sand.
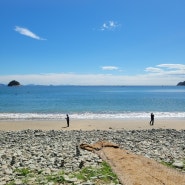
[0,118,185,131]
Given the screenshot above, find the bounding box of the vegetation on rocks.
[1,129,185,184]
[6,161,119,185]
[160,159,185,171]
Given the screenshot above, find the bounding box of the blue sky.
[1,0,185,85]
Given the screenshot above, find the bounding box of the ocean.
[0,85,185,120]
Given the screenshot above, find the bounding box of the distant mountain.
[0,84,5,86]
[177,81,185,86]
[25,84,36,86]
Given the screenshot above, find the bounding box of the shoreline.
[0,118,185,131]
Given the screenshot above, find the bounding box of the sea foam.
[0,112,185,120]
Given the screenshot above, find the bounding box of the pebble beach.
[0,119,185,184]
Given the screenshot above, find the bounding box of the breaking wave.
[0,112,185,121]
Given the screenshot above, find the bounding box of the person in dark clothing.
[150,113,154,125]
[65,114,69,127]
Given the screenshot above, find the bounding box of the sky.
[1,0,185,85]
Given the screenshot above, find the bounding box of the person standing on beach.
[150,113,154,125]
[65,114,70,127]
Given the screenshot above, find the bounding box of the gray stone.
[172,161,184,168]
[66,177,78,183]
[0,181,6,185]
[0,129,185,184]
[14,179,23,185]
[4,168,13,175]
[82,181,95,185]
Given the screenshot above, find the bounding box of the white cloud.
[14,26,46,40]
[145,67,163,73]
[1,64,184,86]
[101,21,120,31]
[157,64,185,69]
[102,66,119,70]
[0,70,184,86]
[145,64,185,76]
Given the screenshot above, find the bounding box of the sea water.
[0,86,185,120]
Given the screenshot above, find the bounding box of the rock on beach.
[0,129,185,184]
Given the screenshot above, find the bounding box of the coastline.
[1,119,185,184]
[0,118,185,131]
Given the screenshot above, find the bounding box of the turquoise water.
[0,86,185,120]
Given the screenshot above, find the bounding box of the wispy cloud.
[102,66,119,70]
[0,72,183,86]
[145,67,163,73]
[145,64,185,75]
[100,21,120,31]
[1,64,184,86]
[157,64,185,70]
[14,26,46,40]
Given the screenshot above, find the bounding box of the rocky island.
[7,80,20,87]
[177,81,185,86]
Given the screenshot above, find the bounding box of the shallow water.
[0,86,185,120]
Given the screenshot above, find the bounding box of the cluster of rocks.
[0,129,185,184]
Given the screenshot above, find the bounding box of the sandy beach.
[0,118,185,131]
[1,119,185,184]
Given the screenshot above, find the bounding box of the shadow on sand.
[62,126,68,129]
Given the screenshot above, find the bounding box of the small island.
[8,80,21,87]
[177,81,185,86]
